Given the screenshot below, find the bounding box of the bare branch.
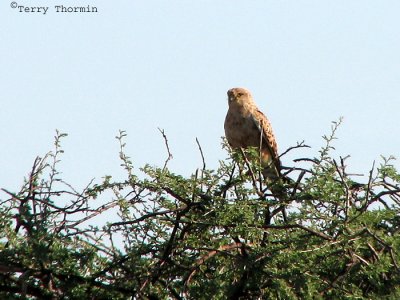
[158,128,173,170]
[195,137,206,171]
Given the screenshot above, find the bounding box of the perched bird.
[224,87,281,181]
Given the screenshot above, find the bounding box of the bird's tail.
[262,164,291,200]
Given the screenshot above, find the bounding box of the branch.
[184,242,250,286]
[239,148,264,198]
[279,141,311,158]
[158,128,173,170]
[196,137,206,171]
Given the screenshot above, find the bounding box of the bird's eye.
[238,93,243,97]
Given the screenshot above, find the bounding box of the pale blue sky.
[1,1,399,193]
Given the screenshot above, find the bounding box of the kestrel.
[224,87,281,180]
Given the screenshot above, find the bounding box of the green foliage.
[0,122,399,299]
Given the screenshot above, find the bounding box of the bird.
[224,87,281,181]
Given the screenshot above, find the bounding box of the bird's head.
[227,87,253,107]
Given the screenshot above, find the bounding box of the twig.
[293,157,319,164]
[290,170,306,199]
[279,141,311,158]
[333,158,350,220]
[196,137,206,171]
[184,242,251,286]
[364,161,375,209]
[109,207,186,227]
[158,128,173,170]
[239,148,264,197]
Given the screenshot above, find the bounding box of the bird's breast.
[224,112,261,148]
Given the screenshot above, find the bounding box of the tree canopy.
[1,121,400,299]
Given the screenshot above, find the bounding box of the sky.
[1,1,400,196]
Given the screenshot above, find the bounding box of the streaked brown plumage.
[224,87,281,180]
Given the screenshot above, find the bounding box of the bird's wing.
[250,109,281,171]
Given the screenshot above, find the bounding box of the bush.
[1,122,399,299]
